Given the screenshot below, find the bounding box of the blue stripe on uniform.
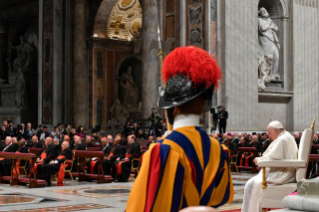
[170,162,185,212]
[166,131,204,195]
[195,127,211,168]
[200,144,225,205]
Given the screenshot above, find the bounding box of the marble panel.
[293,1,319,131]
[223,0,258,131]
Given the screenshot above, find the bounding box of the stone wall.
[219,0,259,131]
[293,0,319,131]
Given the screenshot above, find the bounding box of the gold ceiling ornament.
[110,15,126,35]
[107,0,143,41]
[130,19,142,35]
[119,0,136,10]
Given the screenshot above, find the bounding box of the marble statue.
[119,66,140,110]
[109,99,129,130]
[9,36,36,73]
[258,7,280,80]
[258,53,273,91]
[15,68,28,108]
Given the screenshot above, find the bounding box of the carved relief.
[188,1,203,48]
[119,0,136,9]
[107,0,142,41]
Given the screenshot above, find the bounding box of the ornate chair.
[258,118,315,212]
[19,149,30,176]
[54,150,76,185]
[131,158,141,175]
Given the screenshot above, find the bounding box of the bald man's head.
[62,141,69,151]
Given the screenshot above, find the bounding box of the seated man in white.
[242,121,298,212]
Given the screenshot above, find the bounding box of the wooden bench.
[0,152,46,188]
[71,151,112,184]
[29,148,42,156]
[87,147,101,151]
[236,147,260,173]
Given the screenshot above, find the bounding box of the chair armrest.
[65,160,73,164]
[258,159,306,168]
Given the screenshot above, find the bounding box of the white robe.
[247,130,298,212]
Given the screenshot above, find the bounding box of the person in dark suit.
[0,137,17,176]
[89,136,113,174]
[124,121,132,138]
[313,133,319,144]
[37,141,72,186]
[36,125,43,138]
[85,136,95,147]
[28,136,43,148]
[146,136,155,146]
[0,125,7,141]
[218,106,228,134]
[103,137,124,178]
[71,135,86,172]
[250,135,263,154]
[39,126,51,142]
[115,135,141,182]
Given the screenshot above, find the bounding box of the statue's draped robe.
[247,130,298,212]
[13,42,35,71]
[258,17,280,77]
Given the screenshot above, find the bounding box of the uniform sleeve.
[126,143,183,212]
[210,145,234,208]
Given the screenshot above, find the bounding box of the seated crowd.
[0,120,157,187]
[214,131,319,178]
[2,118,318,187]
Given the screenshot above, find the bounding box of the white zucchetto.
[268,120,284,129]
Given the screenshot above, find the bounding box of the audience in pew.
[3,117,319,188]
[37,141,72,186]
[114,135,141,182]
[0,137,16,176]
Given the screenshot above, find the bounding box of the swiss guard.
[126,46,234,212]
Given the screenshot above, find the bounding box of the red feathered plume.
[162,46,222,88]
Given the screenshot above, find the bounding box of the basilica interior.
[0,0,318,212]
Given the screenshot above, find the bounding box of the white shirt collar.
[173,114,200,130]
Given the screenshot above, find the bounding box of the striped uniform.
[126,126,234,212]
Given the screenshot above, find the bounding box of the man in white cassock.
[242,121,298,212]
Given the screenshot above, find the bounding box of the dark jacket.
[101,145,112,157]
[39,144,58,163]
[219,110,228,124]
[86,142,95,148]
[73,143,86,151]
[18,146,29,153]
[56,148,72,164]
[27,142,43,148]
[109,145,124,162]
[125,142,141,161]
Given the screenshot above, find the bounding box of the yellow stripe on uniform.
[152,149,180,212]
[161,139,200,205]
[201,137,221,198]
[175,127,204,169]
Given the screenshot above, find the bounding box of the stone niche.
[0,19,38,127]
[88,0,143,128]
[258,0,290,92]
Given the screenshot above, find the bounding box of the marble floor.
[0,172,255,212]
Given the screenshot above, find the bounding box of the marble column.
[38,1,43,125]
[141,0,160,118]
[0,20,8,80]
[53,0,63,126]
[73,0,88,128]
